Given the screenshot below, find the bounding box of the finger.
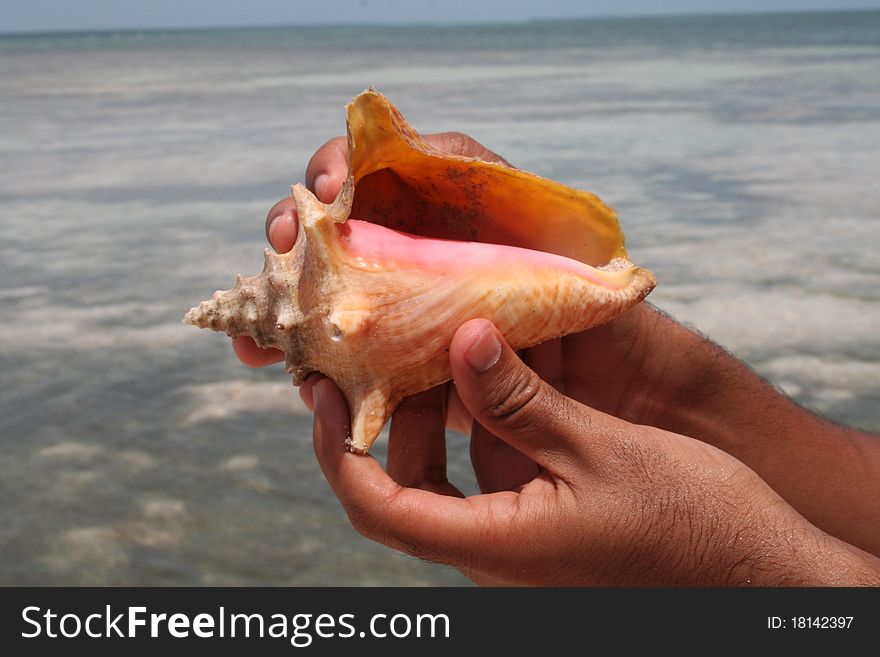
[422,132,512,166]
[303,132,507,208]
[470,422,540,493]
[559,304,657,414]
[298,373,324,411]
[232,336,284,367]
[449,319,626,477]
[265,134,350,252]
[386,386,458,495]
[264,196,298,254]
[502,338,565,488]
[305,136,349,203]
[237,198,297,363]
[312,378,512,565]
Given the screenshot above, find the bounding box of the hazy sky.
[2,0,877,33]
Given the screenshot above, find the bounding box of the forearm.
[731,511,880,586]
[635,305,880,555]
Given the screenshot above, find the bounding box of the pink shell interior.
[335,219,627,289]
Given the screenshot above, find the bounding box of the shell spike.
[330,176,354,218]
[290,184,325,227]
[262,248,280,273]
[291,179,354,229]
[345,387,393,454]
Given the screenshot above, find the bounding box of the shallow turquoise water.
[1,11,878,585]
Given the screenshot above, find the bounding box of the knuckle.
[346,506,380,540]
[446,131,472,155]
[346,495,453,567]
[318,135,347,155]
[483,365,545,431]
[428,131,511,165]
[306,136,347,178]
[344,501,384,539]
[435,131,476,156]
[447,131,472,154]
[396,539,453,567]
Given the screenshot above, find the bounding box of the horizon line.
[1,6,877,38]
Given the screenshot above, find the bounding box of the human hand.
[232,130,509,429]
[231,130,757,447]
[310,318,880,586]
[234,131,880,556]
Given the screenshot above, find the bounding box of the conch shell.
[185,90,656,453]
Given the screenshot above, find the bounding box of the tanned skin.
[233,134,880,586]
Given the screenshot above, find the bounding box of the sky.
[1,0,878,33]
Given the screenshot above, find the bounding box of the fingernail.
[314,174,330,201]
[267,215,281,247]
[464,326,501,373]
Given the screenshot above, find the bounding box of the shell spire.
[183,273,264,335]
[183,247,309,380]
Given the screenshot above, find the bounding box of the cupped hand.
[231,132,748,482]
[232,131,680,433]
[310,319,880,585]
[235,132,732,489]
[233,132,880,557]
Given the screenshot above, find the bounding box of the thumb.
[449,319,623,477]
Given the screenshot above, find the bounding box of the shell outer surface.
[184,90,656,453]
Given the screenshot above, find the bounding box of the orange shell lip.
[346,89,632,269]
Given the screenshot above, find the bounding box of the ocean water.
[1,11,878,585]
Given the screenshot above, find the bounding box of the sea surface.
[1,11,878,585]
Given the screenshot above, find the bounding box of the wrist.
[756,524,880,586]
[639,455,880,586]
[660,342,880,555]
[586,304,880,557]
[706,484,880,586]
[624,304,776,443]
